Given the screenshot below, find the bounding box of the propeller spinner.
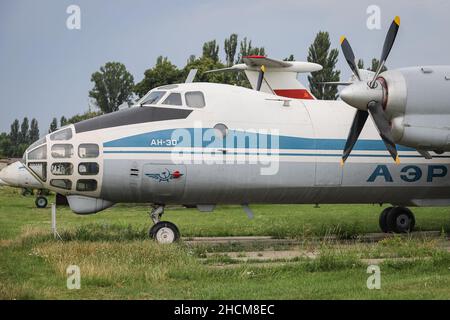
[339,16,401,165]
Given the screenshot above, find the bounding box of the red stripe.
[274,89,315,100]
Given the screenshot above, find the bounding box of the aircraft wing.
[242,55,292,68]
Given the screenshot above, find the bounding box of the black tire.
[35,196,48,209]
[379,206,394,233]
[386,207,415,233]
[149,221,180,244]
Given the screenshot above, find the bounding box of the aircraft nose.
[0,166,13,185]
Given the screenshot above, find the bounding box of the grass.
[0,186,450,299]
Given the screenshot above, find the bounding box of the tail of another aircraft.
[206,55,322,100]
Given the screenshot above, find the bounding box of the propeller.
[339,16,401,165]
[256,65,265,91]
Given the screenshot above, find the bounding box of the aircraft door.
[142,164,187,203]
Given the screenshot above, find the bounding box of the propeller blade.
[256,65,265,91]
[317,81,353,86]
[367,101,400,163]
[370,16,400,87]
[340,36,361,81]
[341,110,369,165]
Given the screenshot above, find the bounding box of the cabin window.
[162,93,182,106]
[28,162,47,181]
[50,179,72,190]
[51,163,73,175]
[214,123,228,138]
[76,179,97,192]
[78,163,99,175]
[51,144,74,158]
[28,144,47,160]
[78,144,99,158]
[141,91,166,105]
[185,91,205,108]
[50,128,72,141]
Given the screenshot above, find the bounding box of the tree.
[89,62,135,113]
[19,117,29,145]
[307,31,341,100]
[284,54,295,61]
[66,111,102,124]
[29,118,40,143]
[10,119,19,147]
[237,37,265,63]
[134,56,183,98]
[0,133,11,158]
[182,56,229,84]
[49,118,58,133]
[202,40,219,62]
[370,58,387,73]
[357,59,364,69]
[60,116,67,127]
[224,34,238,67]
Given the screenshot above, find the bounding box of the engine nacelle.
[67,195,115,215]
[381,66,450,151]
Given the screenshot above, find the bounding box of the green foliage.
[237,37,265,63]
[202,40,219,62]
[357,59,364,69]
[134,56,183,98]
[60,116,67,127]
[370,58,387,73]
[307,31,341,100]
[89,62,135,113]
[66,111,103,124]
[182,56,229,84]
[29,119,39,144]
[284,54,295,61]
[48,117,58,133]
[224,34,238,67]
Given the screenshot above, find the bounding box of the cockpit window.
[51,144,74,159]
[27,137,46,152]
[185,91,205,108]
[50,128,72,141]
[28,144,47,160]
[50,179,72,190]
[28,162,47,181]
[51,163,73,176]
[141,91,166,105]
[162,93,182,106]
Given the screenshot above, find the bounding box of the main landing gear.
[148,205,180,244]
[379,206,416,233]
[35,196,48,209]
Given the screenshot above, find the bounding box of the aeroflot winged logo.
[145,169,183,182]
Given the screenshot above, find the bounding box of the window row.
[50,162,99,176]
[50,179,97,191]
[28,143,99,160]
[51,144,99,159]
[142,91,206,108]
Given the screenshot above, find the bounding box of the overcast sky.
[1,0,449,134]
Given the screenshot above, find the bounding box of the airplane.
[0,161,49,208]
[4,16,450,243]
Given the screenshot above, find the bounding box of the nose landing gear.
[379,206,415,233]
[148,205,180,244]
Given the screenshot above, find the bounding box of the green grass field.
[1,186,450,299]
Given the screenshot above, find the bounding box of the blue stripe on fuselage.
[103,128,414,152]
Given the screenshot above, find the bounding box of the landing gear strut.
[379,206,415,233]
[148,205,180,244]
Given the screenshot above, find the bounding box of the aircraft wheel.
[35,196,48,209]
[379,206,394,233]
[386,207,415,233]
[149,221,180,244]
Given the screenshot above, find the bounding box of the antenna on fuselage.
[185,69,198,83]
